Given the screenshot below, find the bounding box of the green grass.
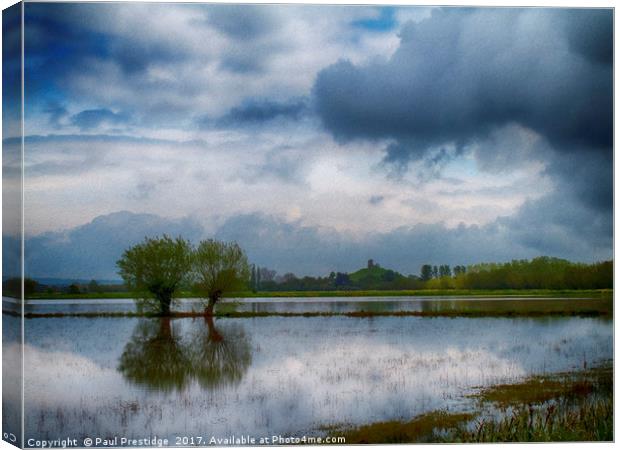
[23,288,612,300]
[453,396,613,442]
[338,411,475,444]
[335,364,613,443]
[469,365,612,408]
[452,365,613,442]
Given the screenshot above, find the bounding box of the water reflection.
[118,317,251,392]
[118,318,192,392]
[20,315,612,443]
[14,296,609,316]
[190,316,252,389]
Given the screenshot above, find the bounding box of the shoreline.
[13,288,613,301]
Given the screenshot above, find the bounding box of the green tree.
[334,272,350,287]
[250,265,257,292]
[116,235,192,315]
[192,239,250,315]
[420,265,433,281]
[453,265,466,276]
[439,265,451,277]
[88,279,102,293]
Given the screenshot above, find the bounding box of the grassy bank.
[22,288,612,300]
[337,364,612,443]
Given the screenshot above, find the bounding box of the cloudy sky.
[3,3,613,279]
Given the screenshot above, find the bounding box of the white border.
[0,2,615,450]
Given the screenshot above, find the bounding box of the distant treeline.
[252,257,613,292]
[426,257,612,290]
[5,256,613,298]
[2,278,126,298]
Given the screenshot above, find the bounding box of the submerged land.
[336,363,612,443]
[12,296,613,319]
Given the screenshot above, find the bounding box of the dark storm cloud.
[313,8,612,162]
[23,2,195,119]
[24,2,190,74]
[500,190,613,258]
[24,3,111,100]
[545,149,613,213]
[3,3,22,114]
[70,108,130,130]
[561,9,613,65]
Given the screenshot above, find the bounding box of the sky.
[2,3,613,279]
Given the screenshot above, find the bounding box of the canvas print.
[2,2,613,447]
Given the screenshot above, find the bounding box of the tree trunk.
[204,291,221,316]
[205,297,216,316]
[158,292,172,316]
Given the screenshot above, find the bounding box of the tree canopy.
[192,239,250,315]
[116,235,192,314]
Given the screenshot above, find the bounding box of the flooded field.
[2,299,612,445]
[3,295,612,316]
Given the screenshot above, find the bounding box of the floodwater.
[2,298,613,446]
[2,295,609,315]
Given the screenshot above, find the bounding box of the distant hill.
[348,262,407,288]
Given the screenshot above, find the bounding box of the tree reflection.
[118,318,192,392]
[189,316,252,389]
[118,317,251,392]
